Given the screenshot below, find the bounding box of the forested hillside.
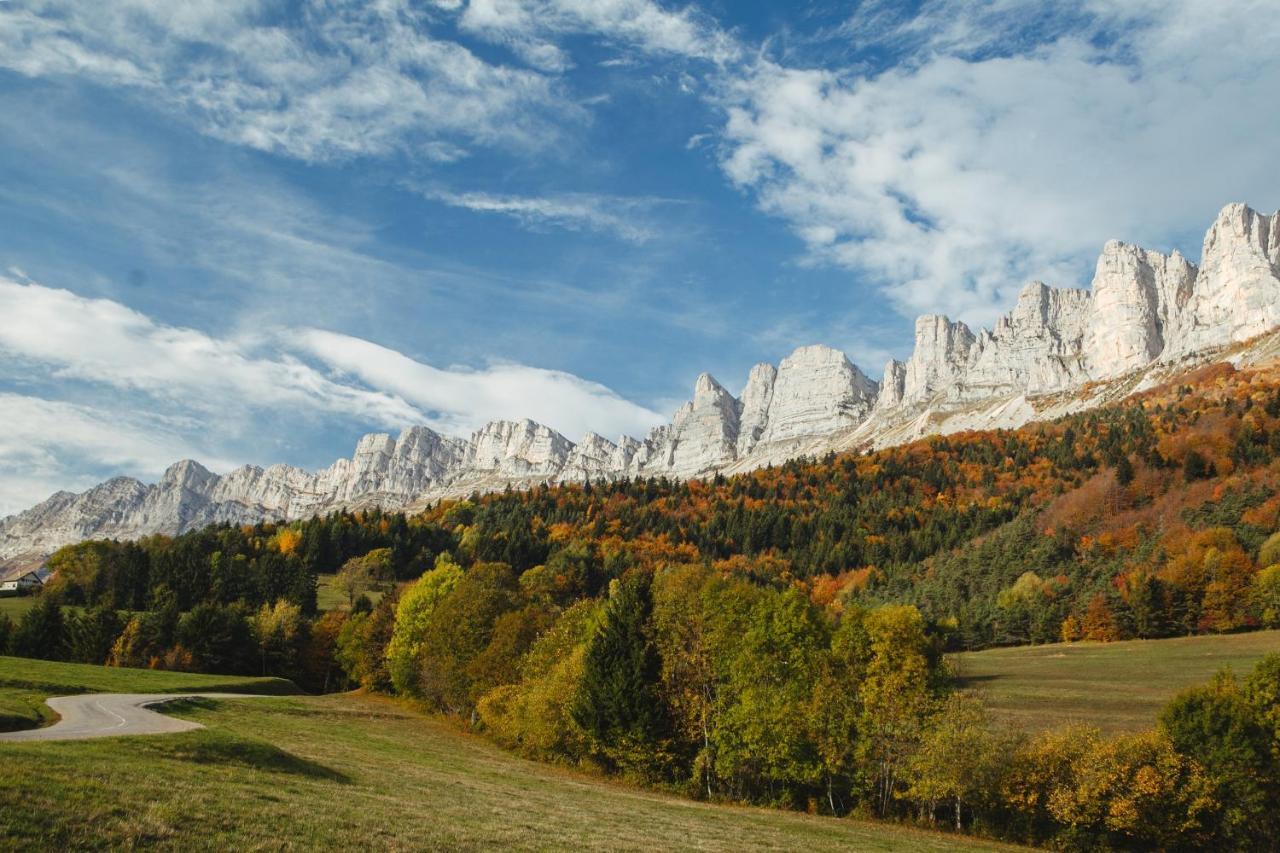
[8,359,1280,849]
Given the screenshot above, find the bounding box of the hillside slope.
[0,658,1015,852]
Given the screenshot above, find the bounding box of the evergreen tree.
[9,596,67,660]
[572,571,672,775]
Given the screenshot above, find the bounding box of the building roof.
[0,566,43,584]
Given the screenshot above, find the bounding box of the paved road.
[0,693,264,742]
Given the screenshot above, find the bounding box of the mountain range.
[3,202,1279,561]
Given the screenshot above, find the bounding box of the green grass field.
[315,573,386,612]
[0,658,1017,852]
[953,629,1280,733]
[0,595,36,621]
[0,656,296,732]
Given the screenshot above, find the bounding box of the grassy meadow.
[0,656,296,732]
[953,629,1280,732]
[0,658,1020,852]
[0,595,36,621]
[315,573,386,613]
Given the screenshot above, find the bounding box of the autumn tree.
[857,605,938,816]
[253,599,304,678]
[417,561,520,715]
[385,555,462,695]
[905,692,1012,830]
[1160,671,1280,849]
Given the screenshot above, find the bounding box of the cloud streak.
[426,189,664,243]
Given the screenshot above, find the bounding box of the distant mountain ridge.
[3,202,1279,560]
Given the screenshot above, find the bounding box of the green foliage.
[1255,564,1280,628]
[176,602,255,674]
[713,587,827,803]
[253,600,305,679]
[9,596,67,660]
[417,562,521,714]
[1160,670,1280,849]
[66,604,124,664]
[385,555,463,695]
[1258,531,1280,568]
[904,693,1012,831]
[336,590,399,692]
[477,598,602,761]
[572,572,673,776]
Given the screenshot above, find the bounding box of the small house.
[0,568,44,597]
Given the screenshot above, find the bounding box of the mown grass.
[0,660,1019,852]
[0,656,298,732]
[954,629,1280,733]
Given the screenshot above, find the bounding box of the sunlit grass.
[0,658,1019,851]
[954,629,1280,733]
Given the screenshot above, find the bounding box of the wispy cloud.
[292,328,666,440]
[0,0,574,163]
[426,189,664,243]
[0,392,242,516]
[454,0,741,71]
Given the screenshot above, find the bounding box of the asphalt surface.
[0,693,264,742]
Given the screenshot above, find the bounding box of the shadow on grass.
[161,700,352,784]
[954,674,1001,686]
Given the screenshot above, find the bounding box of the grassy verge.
[0,656,299,732]
[953,629,1280,732]
[0,660,1019,851]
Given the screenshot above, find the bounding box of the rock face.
[1085,241,1197,378]
[1173,204,1280,355]
[756,345,877,445]
[5,202,1280,560]
[736,363,777,456]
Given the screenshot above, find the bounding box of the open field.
[954,629,1280,733]
[315,573,386,612]
[0,659,1019,852]
[0,596,36,621]
[0,656,296,732]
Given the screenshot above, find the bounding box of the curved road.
[0,693,264,742]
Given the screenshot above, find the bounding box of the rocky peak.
[1085,241,1196,378]
[667,372,741,476]
[901,315,975,406]
[757,345,876,444]
[1174,203,1280,353]
[160,459,217,492]
[469,419,572,476]
[736,362,777,456]
[876,359,907,410]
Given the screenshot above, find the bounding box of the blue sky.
[0,0,1278,514]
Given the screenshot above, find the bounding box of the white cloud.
[0,277,666,512]
[292,328,666,440]
[0,393,241,516]
[427,189,662,242]
[0,0,573,162]
[715,1,1280,328]
[455,0,740,71]
[0,277,426,427]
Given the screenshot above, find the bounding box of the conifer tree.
[572,571,671,774]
